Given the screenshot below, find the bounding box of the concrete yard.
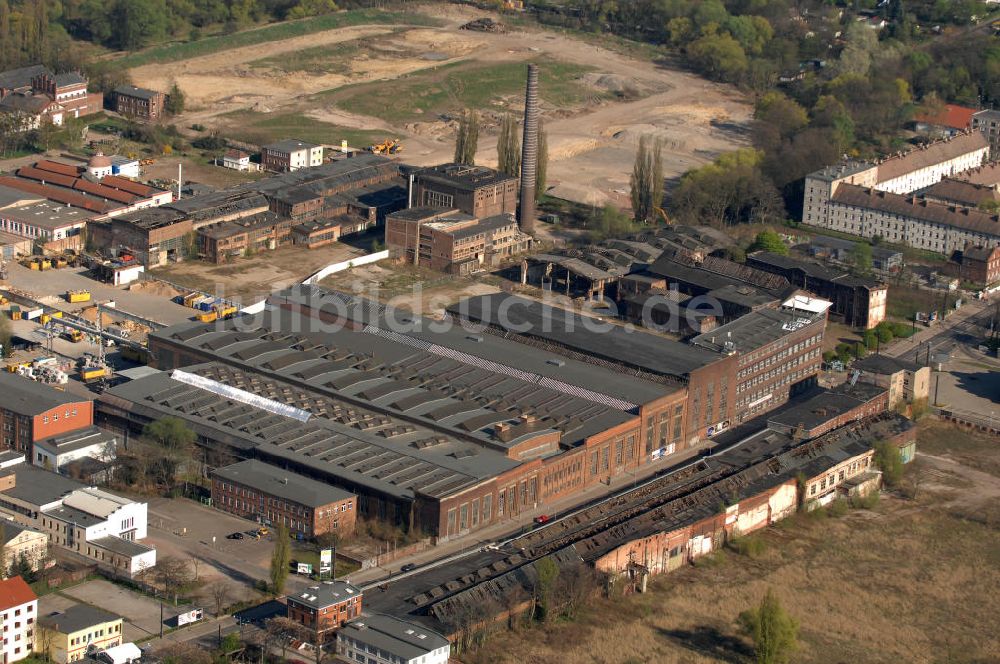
[143,496,313,600]
[3,263,194,326]
[59,579,181,642]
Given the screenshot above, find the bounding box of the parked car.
[400,563,417,572]
[534,514,552,525]
[226,532,244,540]
[246,530,261,540]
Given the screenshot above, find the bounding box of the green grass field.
[321,59,605,124]
[215,110,386,148]
[247,29,416,75]
[105,10,441,70]
[887,284,949,320]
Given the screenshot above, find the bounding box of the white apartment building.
[0,465,155,577]
[262,139,324,172]
[337,614,450,664]
[0,576,37,663]
[802,131,996,253]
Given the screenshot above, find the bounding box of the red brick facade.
[1,400,93,453]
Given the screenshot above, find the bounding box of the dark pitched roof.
[264,139,319,153]
[53,72,87,87]
[833,183,1000,237]
[0,465,85,507]
[0,372,90,416]
[417,163,517,191]
[876,132,988,182]
[0,93,55,114]
[212,459,354,507]
[963,244,1000,261]
[339,614,449,659]
[0,521,40,545]
[919,178,1000,207]
[0,65,48,91]
[748,250,884,289]
[39,604,121,634]
[113,85,162,101]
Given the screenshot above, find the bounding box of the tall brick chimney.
[519,64,540,234]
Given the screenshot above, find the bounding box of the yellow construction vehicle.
[66,290,92,303]
[368,139,402,155]
[61,330,84,343]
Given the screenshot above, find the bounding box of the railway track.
[511,461,724,558]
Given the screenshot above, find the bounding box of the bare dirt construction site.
[461,420,1000,664]
[130,4,751,207]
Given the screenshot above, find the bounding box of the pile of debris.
[460,17,507,33]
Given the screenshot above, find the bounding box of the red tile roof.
[0,576,37,611]
[101,174,159,198]
[915,104,977,131]
[0,176,112,213]
[17,165,79,189]
[34,159,83,177]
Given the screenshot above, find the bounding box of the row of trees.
[0,0,354,69]
[454,108,550,200]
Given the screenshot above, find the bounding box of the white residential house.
[223,149,252,171]
[0,576,37,663]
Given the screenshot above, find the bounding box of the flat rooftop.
[690,303,827,355]
[340,614,448,658]
[448,292,719,379]
[1,464,85,507]
[768,383,887,432]
[0,200,93,230]
[34,426,116,456]
[213,459,354,507]
[417,163,516,190]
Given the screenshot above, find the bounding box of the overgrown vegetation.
[739,588,800,664]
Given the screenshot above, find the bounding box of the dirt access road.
[132,5,750,207]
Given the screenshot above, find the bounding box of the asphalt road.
[892,303,996,365]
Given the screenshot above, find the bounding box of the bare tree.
[557,563,598,620]
[155,556,191,605]
[155,641,213,664]
[500,584,528,631]
[208,580,232,617]
[266,616,311,661]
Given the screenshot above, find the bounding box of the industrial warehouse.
[97,288,689,540]
[91,278,896,551]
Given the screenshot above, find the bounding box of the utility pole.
[159,602,164,639]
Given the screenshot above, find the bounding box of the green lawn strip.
[105,10,441,71]
[321,59,603,124]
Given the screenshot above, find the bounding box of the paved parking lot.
[59,579,179,642]
[145,497,326,599]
